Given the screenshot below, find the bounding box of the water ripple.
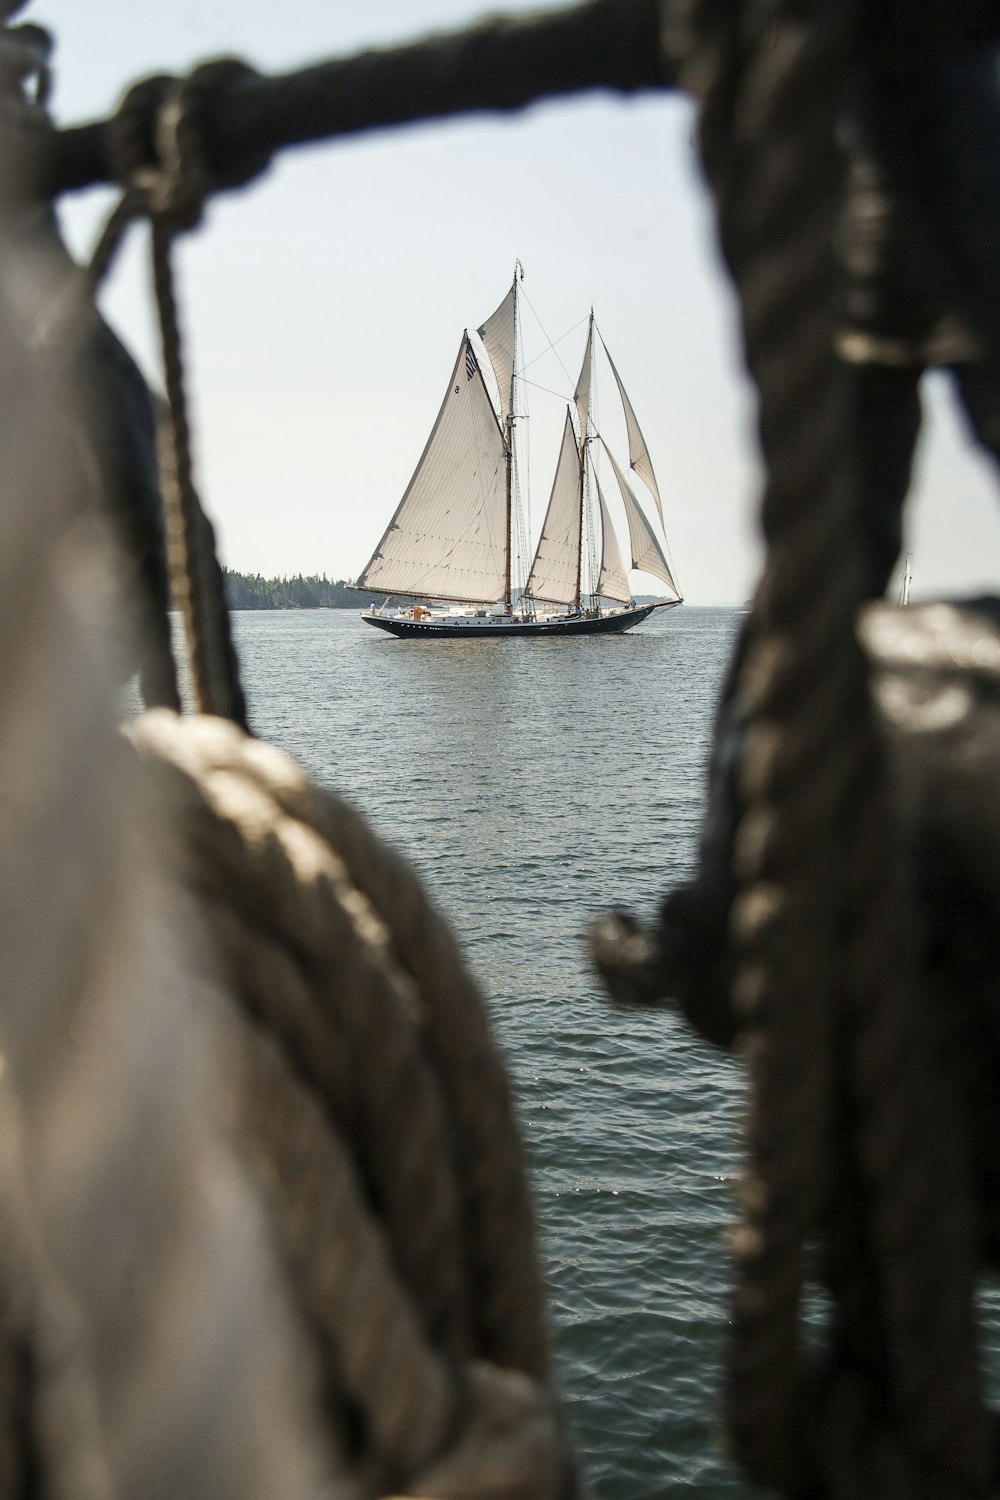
[223,605,1000,1498]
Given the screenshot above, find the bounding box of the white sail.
[477,285,517,429]
[602,440,679,596]
[594,471,631,603]
[524,409,582,606]
[573,315,593,443]
[601,337,664,529]
[356,338,508,603]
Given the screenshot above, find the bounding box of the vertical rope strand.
[678,0,993,1489]
[150,221,248,729]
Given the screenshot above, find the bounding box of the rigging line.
[517,314,590,376]
[517,286,588,384]
[520,375,578,402]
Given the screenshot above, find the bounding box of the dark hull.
[362,601,679,639]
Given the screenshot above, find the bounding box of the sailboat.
[354,269,683,638]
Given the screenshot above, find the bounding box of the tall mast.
[504,269,517,614]
[574,310,594,611]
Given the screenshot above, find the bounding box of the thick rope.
[38,0,680,200]
[149,223,248,727]
[207,732,552,1382]
[135,67,260,729]
[670,1,993,1492]
[133,719,474,1366]
[674,6,858,1483]
[127,709,572,1498]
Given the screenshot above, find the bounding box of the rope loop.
[111,59,270,236]
[99,63,265,728]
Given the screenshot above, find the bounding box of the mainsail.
[602,440,679,596]
[601,337,664,529]
[356,337,508,603]
[524,409,582,605]
[593,471,631,603]
[477,286,517,429]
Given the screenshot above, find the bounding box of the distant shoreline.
[222,569,358,610]
[229,604,359,610]
[223,572,733,610]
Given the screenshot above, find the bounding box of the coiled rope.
[126,709,570,1497]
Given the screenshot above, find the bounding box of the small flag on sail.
[466,343,477,380]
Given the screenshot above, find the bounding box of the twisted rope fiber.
[128,711,569,1495]
[151,224,247,728]
[144,61,275,729]
[131,721,473,1389]
[136,711,550,1382]
[129,719,479,1484]
[39,0,682,200]
[678,5,858,1482]
[42,65,260,721]
[95,65,269,728]
[239,1017,461,1487]
[678,1,991,1490]
[221,734,551,1382]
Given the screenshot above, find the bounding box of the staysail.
[477,284,517,428]
[573,313,594,444]
[356,337,508,603]
[601,337,664,529]
[524,409,582,605]
[602,440,679,596]
[593,471,631,603]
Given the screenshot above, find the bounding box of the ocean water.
[235,603,744,1497]
[225,604,999,1498]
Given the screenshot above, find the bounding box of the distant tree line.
[222,569,358,609]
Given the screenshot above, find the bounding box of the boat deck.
[361,602,679,638]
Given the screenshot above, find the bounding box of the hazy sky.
[37,0,1000,605]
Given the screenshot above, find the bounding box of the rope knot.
[112,59,269,234]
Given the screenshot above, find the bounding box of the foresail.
[524,410,581,605]
[356,338,508,603]
[477,285,516,427]
[601,338,664,529]
[573,315,593,444]
[602,440,679,596]
[594,472,631,603]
